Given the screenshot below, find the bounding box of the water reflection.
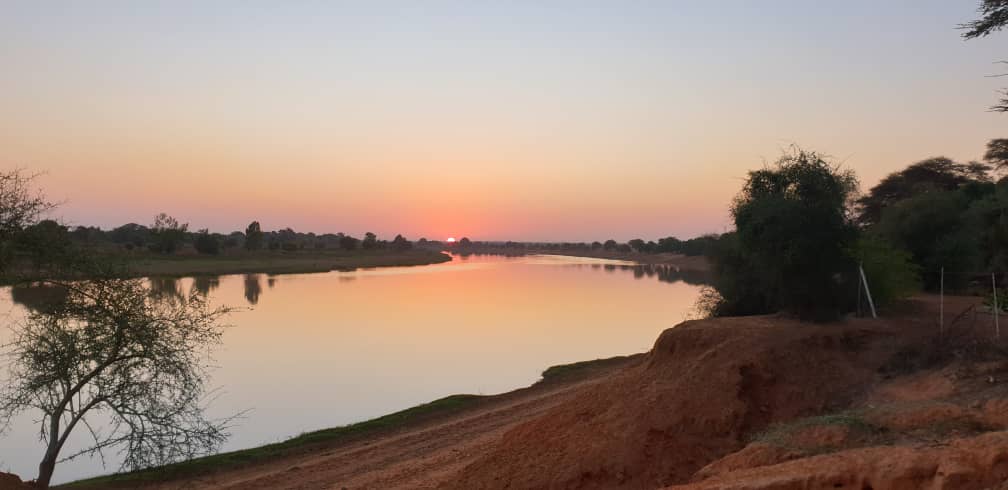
[191,275,221,296]
[244,274,262,305]
[568,263,712,286]
[149,277,184,302]
[9,282,69,313]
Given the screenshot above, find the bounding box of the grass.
[538,354,638,384]
[60,355,637,488]
[59,394,484,488]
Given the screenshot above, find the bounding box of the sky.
[0,1,1004,242]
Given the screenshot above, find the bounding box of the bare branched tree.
[962,0,1008,111]
[0,169,56,269]
[0,278,234,488]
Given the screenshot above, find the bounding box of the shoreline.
[59,354,641,489]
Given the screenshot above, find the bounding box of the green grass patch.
[538,354,637,384]
[59,394,483,488]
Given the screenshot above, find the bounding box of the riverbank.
[56,295,1008,489]
[111,249,451,278]
[58,355,639,489]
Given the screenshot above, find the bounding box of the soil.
[64,295,1008,489]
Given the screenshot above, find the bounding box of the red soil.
[76,295,1008,489]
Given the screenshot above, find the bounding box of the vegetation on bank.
[60,355,636,489]
[111,249,451,278]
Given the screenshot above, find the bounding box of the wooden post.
[859,264,877,319]
[994,273,1000,340]
[940,267,944,336]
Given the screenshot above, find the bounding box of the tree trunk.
[36,452,57,489]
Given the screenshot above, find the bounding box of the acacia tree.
[0,277,233,488]
[962,0,1008,111]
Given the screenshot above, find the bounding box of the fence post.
[940,267,944,337]
[994,273,1000,340]
[859,263,877,319]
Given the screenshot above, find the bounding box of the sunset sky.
[1,1,1004,241]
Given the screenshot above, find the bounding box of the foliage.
[149,214,188,254]
[0,277,233,487]
[602,239,617,251]
[0,170,56,269]
[193,229,220,255]
[850,235,921,308]
[856,157,991,226]
[338,234,359,251]
[961,0,1008,111]
[362,232,378,250]
[962,0,1008,39]
[875,190,983,290]
[244,221,263,251]
[714,148,860,321]
[985,139,1008,169]
[391,234,412,251]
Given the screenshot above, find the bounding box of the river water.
[0,254,706,484]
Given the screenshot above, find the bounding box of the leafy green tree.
[850,235,921,308]
[856,157,991,226]
[362,232,378,250]
[0,278,233,488]
[244,221,263,251]
[17,220,72,268]
[716,149,859,321]
[149,213,188,254]
[875,190,982,290]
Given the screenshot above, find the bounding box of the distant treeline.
[28,214,722,259]
[441,235,721,256]
[24,216,439,257]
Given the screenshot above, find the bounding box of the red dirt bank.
[63,296,1008,489]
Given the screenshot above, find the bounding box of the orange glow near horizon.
[446,237,456,243]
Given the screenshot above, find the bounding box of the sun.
[446,237,456,243]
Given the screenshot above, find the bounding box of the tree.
[194,229,220,255]
[856,157,991,226]
[391,234,412,251]
[0,170,55,269]
[0,277,233,488]
[875,190,983,290]
[17,220,72,268]
[149,213,188,254]
[985,138,1008,169]
[602,239,617,251]
[962,0,1008,111]
[628,239,646,253]
[339,234,359,251]
[244,221,264,251]
[458,237,472,247]
[362,232,378,250]
[715,148,859,321]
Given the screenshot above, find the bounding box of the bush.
[712,148,859,321]
[850,235,920,308]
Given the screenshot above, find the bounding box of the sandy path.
[147,371,620,490]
